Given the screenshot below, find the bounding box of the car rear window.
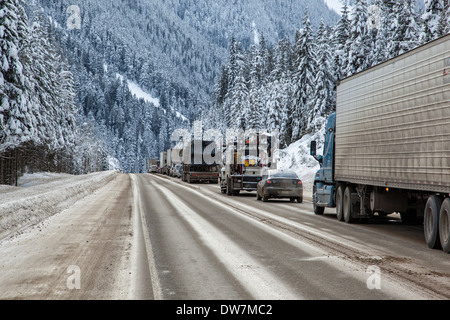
[270,172,298,179]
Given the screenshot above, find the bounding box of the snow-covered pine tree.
[0,0,35,152]
[292,8,317,141]
[224,36,248,129]
[259,37,268,80]
[309,20,336,134]
[346,0,372,76]
[158,115,169,155]
[22,15,61,152]
[276,37,295,148]
[226,35,240,92]
[371,0,393,65]
[333,0,351,81]
[247,44,263,129]
[395,0,421,55]
[263,37,291,146]
[214,65,229,107]
[229,63,248,130]
[57,61,79,159]
[420,0,445,44]
[440,0,450,35]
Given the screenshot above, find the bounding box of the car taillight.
[267,180,271,184]
[298,180,302,184]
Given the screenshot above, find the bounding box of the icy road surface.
[0,172,449,299]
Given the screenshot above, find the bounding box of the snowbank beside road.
[0,170,118,240]
[278,128,326,196]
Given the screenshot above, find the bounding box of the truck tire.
[314,204,324,215]
[343,187,356,223]
[226,179,233,196]
[336,185,344,221]
[439,198,450,253]
[424,195,442,249]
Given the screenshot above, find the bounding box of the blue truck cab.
[310,113,336,214]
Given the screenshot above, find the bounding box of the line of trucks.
[151,133,276,194]
[149,34,449,253]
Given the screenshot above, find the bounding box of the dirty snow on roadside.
[0,170,118,240]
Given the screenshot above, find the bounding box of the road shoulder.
[0,173,134,299]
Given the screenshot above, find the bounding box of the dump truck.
[182,140,221,183]
[220,132,275,195]
[310,34,450,252]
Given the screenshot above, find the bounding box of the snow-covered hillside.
[324,0,344,14]
[115,72,188,122]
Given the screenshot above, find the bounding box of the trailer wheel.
[226,179,233,196]
[424,195,442,249]
[336,186,344,221]
[343,187,356,223]
[439,198,450,253]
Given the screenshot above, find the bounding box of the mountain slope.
[31,0,339,172]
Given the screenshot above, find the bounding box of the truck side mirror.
[310,141,317,157]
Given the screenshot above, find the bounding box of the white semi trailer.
[310,34,450,252]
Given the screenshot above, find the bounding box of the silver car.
[256,170,303,203]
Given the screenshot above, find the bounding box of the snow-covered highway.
[0,172,449,300]
[134,174,450,300]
